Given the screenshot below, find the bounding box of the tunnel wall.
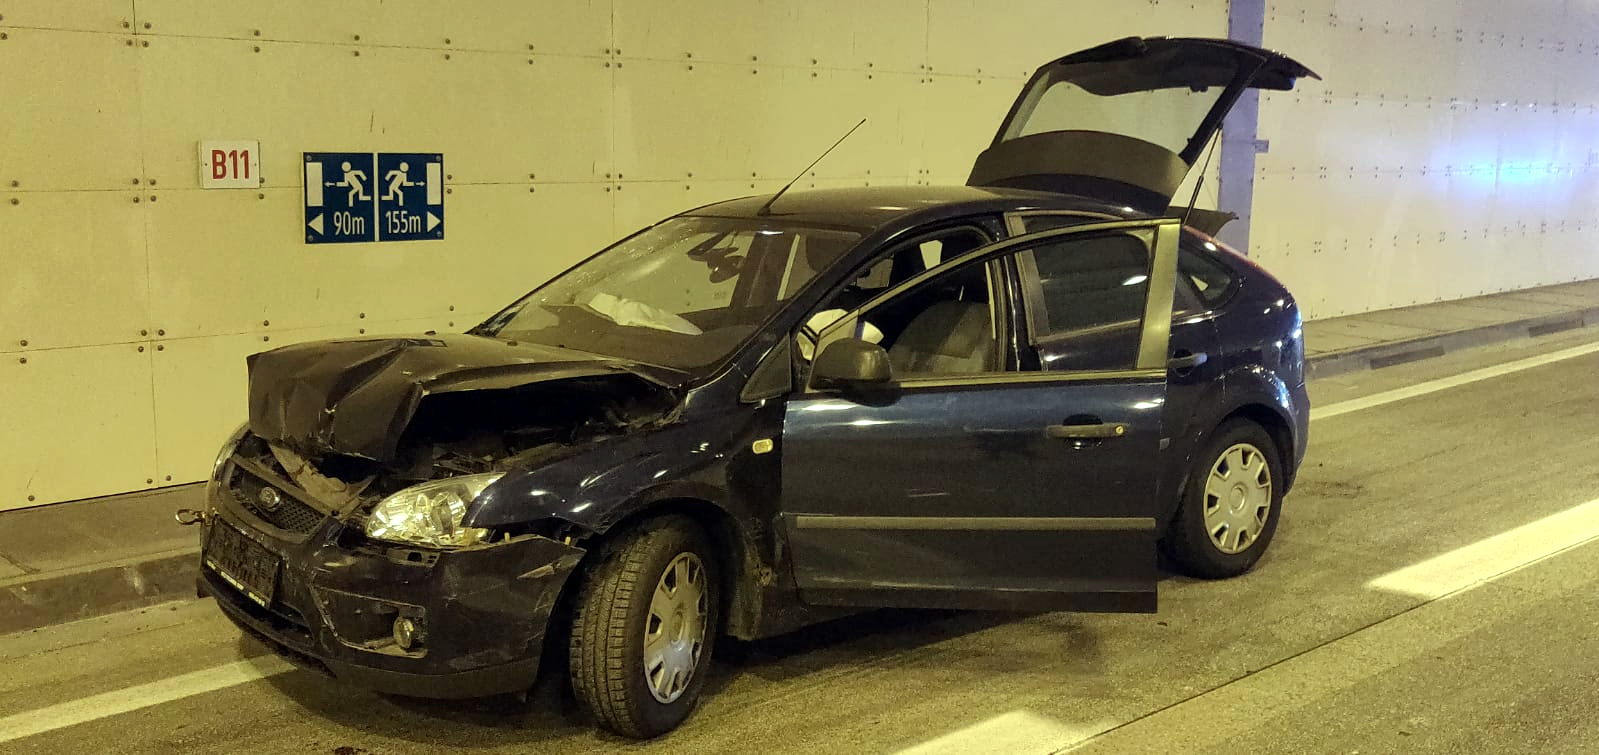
[2,0,1591,508]
[1255,0,1599,317]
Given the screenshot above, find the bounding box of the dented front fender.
[464,417,741,532]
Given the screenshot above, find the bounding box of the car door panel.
[783,377,1163,612]
[779,219,1182,613]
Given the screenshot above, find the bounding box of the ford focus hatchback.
[190,37,1317,738]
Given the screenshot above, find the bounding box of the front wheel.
[569,515,720,738]
[1161,419,1284,579]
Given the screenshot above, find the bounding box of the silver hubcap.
[643,552,708,704]
[1202,443,1273,555]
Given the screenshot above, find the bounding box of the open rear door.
[969,37,1318,213]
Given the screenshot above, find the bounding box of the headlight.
[364,473,504,548]
[205,422,251,501]
[211,422,250,478]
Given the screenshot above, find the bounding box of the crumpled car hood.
[246,334,676,462]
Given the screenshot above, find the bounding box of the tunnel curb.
[1306,306,1599,380]
[0,547,198,636]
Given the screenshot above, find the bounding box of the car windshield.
[477,217,860,370]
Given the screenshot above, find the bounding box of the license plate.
[205,521,281,608]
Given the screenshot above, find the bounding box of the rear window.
[1179,243,1239,307]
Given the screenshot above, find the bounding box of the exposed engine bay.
[233,335,681,521]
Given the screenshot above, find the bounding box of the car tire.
[568,515,720,739]
[1161,419,1283,579]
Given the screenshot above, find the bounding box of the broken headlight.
[204,422,251,503]
[364,473,504,548]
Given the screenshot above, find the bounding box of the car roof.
[680,185,1153,234]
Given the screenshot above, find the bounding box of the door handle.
[1046,422,1128,440]
[1168,350,1208,371]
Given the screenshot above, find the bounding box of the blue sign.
[376,153,444,241]
[304,152,376,243]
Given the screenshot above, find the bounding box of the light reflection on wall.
[1251,2,1599,319]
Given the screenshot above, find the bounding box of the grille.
[229,466,327,535]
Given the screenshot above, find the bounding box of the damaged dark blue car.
[191,36,1317,738]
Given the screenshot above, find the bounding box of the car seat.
[886,301,996,375]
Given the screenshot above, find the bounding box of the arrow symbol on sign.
[308,213,324,234]
[426,212,441,232]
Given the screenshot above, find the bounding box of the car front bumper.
[198,492,585,700]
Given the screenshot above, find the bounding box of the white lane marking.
[1310,338,1599,421]
[0,657,294,744]
[1367,497,1599,600]
[893,710,1111,755]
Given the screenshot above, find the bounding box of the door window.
[1017,231,1155,372]
[813,254,1008,380]
[799,227,990,360]
[819,227,989,311]
[1021,214,1226,318]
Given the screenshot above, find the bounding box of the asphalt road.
[5,328,1599,755]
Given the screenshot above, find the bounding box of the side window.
[778,233,856,300]
[1017,213,1103,233]
[1174,272,1205,315]
[818,227,988,311]
[1178,242,1239,307]
[1028,233,1150,333]
[1020,232,1153,372]
[800,227,989,360]
[1023,215,1232,317]
[814,255,1005,379]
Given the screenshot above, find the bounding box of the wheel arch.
[1219,403,1297,491]
[1161,400,1298,536]
[575,496,766,641]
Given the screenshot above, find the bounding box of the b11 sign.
[199,140,261,188]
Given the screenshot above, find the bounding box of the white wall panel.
[148,333,255,486]
[144,188,317,338]
[433,183,619,310]
[1261,0,1599,316]
[0,191,151,351]
[137,0,613,55]
[927,0,1227,79]
[615,61,926,182]
[0,0,132,32]
[136,38,615,188]
[615,0,927,70]
[0,29,143,191]
[919,74,1022,184]
[0,344,158,511]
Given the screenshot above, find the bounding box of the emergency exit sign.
[199,140,261,188]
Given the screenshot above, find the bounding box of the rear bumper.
[199,496,585,699]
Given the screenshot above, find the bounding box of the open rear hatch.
[969,37,1318,213]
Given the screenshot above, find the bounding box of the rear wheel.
[1161,419,1283,579]
[568,515,720,738]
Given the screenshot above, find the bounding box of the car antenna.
[1180,131,1222,230]
[757,117,867,216]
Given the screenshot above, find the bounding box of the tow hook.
[174,508,208,526]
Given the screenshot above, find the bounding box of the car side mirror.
[812,338,893,390]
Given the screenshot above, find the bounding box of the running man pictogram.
[383,162,420,203]
[326,161,371,205]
